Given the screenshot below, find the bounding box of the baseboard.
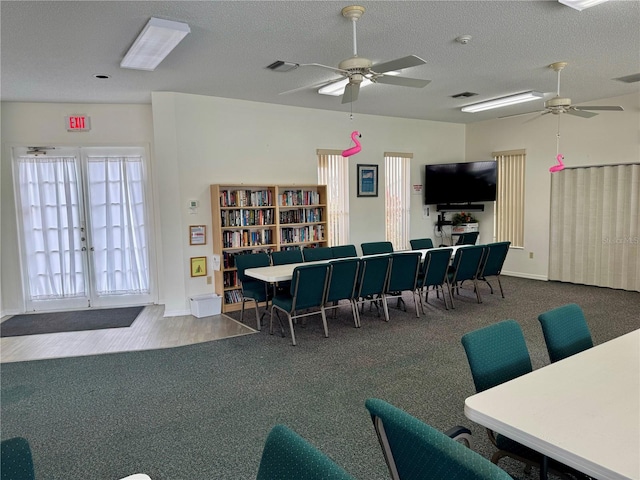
[503,271,548,282]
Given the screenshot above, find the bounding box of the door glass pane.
[15,156,86,300]
[86,155,150,296]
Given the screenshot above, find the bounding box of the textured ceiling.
[1,0,639,123]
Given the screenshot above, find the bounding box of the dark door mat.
[1,306,145,337]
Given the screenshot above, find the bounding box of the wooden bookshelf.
[210,184,328,312]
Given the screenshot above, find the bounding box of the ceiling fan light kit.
[558,0,609,11]
[461,91,544,113]
[120,17,190,71]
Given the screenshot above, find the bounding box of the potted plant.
[451,212,479,233]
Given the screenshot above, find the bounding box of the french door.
[12,146,155,312]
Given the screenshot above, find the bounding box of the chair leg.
[497,275,505,298]
[473,278,483,304]
[381,295,390,322]
[253,300,261,331]
[287,312,297,346]
[412,290,421,317]
[351,300,361,327]
[320,309,329,338]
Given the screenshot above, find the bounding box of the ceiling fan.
[531,62,624,119]
[267,5,431,104]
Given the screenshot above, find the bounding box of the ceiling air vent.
[451,92,478,98]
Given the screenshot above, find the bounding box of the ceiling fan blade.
[279,78,343,96]
[341,83,360,104]
[371,55,426,74]
[567,108,598,119]
[375,75,430,88]
[574,105,624,111]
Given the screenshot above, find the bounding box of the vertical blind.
[317,150,350,246]
[549,163,639,291]
[493,150,525,247]
[385,152,412,251]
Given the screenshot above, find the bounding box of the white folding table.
[464,329,640,480]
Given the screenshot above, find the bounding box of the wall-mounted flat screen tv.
[424,161,497,205]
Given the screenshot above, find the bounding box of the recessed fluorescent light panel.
[461,91,543,113]
[318,78,373,96]
[121,17,190,71]
[558,0,608,11]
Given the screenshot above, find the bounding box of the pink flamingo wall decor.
[549,154,565,173]
[342,131,362,157]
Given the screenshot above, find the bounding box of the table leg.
[540,455,549,480]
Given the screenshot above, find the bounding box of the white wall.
[152,92,466,315]
[466,92,640,280]
[1,102,155,315]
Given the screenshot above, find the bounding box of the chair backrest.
[449,245,485,284]
[387,252,422,292]
[235,252,271,283]
[256,425,356,480]
[356,255,391,298]
[290,264,330,310]
[538,303,594,363]
[361,241,394,256]
[326,259,360,303]
[302,246,333,262]
[1,437,36,480]
[365,399,514,480]
[461,319,533,393]
[421,248,452,289]
[331,244,358,259]
[271,248,303,265]
[479,241,510,278]
[409,238,434,250]
[455,232,479,245]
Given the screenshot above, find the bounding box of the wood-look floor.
[0,305,256,363]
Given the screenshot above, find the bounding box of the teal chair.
[256,425,356,480]
[455,232,479,245]
[385,252,422,317]
[1,437,35,480]
[365,399,514,480]
[461,320,578,479]
[447,245,486,307]
[537,303,593,363]
[354,254,391,322]
[418,248,452,310]
[323,259,361,327]
[235,252,271,330]
[302,246,333,262]
[331,244,358,259]
[409,238,434,250]
[477,241,511,298]
[270,263,330,346]
[361,241,394,256]
[271,248,303,265]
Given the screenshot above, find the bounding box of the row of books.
[224,289,243,304]
[279,190,321,206]
[220,208,275,227]
[219,189,273,207]
[280,225,325,244]
[222,248,273,269]
[279,208,323,224]
[222,229,273,248]
[223,271,238,288]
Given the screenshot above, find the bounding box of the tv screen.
[424,161,497,205]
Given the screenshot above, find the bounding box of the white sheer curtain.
[549,163,640,291]
[15,156,86,300]
[86,155,150,295]
[317,150,350,246]
[385,152,412,250]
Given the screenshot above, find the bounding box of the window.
[493,149,525,248]
[317,150,350,246]
[384,152,412,250]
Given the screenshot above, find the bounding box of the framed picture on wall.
[189,225,206,245]
[357,164,378,197]
[190,257,207,277]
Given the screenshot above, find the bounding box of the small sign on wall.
[65,115,91,132]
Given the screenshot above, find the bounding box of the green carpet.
[1,278,638,479]
[0,306,145,337]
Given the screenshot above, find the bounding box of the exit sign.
[65,115,91,132]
